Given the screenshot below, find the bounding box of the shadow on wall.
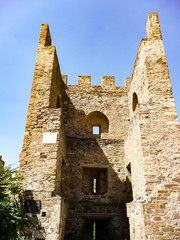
[61,89,133,240]
[23,190,46,240]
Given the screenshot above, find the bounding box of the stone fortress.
[19,12,180,240]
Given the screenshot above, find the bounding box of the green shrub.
[0,164,29,240]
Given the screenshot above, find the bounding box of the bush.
[0,164,29,240]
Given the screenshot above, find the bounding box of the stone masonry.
[0,155,5,166]
[19,12,180,240]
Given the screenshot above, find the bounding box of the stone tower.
[19,12,180,240]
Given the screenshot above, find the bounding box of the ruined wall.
[19,12,179,240]
[61,78,132,239]
[19,25,66,240]
[125,13,180,240]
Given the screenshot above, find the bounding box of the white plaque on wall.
[43,132,58,144]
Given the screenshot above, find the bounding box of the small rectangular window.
[82,168,108,194]
[93,126,100,135]
[93,178,97,193]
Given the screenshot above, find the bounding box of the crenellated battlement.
[78,75,91,86]
[61,75,130,90]
[102,76,115,87]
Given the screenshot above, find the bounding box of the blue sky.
[0,0,180,168]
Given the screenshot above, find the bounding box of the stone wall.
[125,12,180,240]
[19,25,66,240]
[62,83,131,239]
[19,12,179,240]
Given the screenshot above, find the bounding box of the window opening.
[41,212,46,217]
[93,221,96,240]
[132,92,138,112]
[82,168,108,194]
[84,111,109,135]
[93,126,100,135]
[83,219,110,240]
[93,178,97,193]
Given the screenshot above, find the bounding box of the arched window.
[84,111,109,135]
[132,92,138,112]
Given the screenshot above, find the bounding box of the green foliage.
[0,164,29,240]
